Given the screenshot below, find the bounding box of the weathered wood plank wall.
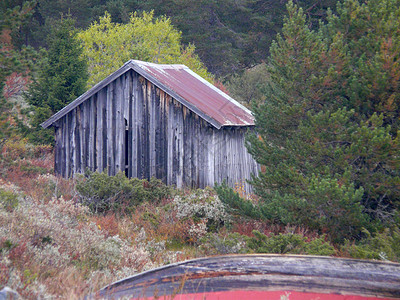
[54,70,258,191]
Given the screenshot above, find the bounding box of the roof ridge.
[129,59,188,69]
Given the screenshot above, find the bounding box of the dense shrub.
[216,180,370,243]
[0,188,19,211]
[214,182,263,219]
[341,227,400,262]
[0,138,52,160]
[247,230,336,256]
[76,170,172,213]
[200,230,336,257]
[172,188,229,232]
[0,139,30,160]
[200,232,248,255]
[0,139,54,190]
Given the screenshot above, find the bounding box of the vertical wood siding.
[54,70,258,191]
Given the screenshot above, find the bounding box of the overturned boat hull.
[93,254,400,299]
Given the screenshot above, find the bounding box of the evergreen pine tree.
[245,0,400,242]
[0,1,35,140]
[26,16,88,144]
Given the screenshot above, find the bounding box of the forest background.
[0,0,399,298]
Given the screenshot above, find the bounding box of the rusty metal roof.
[41,60,254,129]
[131,60,254,128]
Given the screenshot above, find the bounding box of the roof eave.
[40,61,133,129]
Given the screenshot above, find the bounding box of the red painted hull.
[141,290,394,300]
[141,291,393,300]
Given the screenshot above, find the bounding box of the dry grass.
[0,140,230,298]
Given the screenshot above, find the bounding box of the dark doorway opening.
[124,118,129,176]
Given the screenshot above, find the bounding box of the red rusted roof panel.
[132,60,254,127]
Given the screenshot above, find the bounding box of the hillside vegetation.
[9,0,338,77]
[0,140,398,298]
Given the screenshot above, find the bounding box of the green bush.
[173,187,230,232]
[216,178,370,243]
[214,182,263,219]
[199,230,336,257]
[200,232,248,255]
[0,188,19,211]
[0,239,17,253]
[342,227,400,262]
[247,230,336,256]
[20,161,48,175]
[75,169,172,214]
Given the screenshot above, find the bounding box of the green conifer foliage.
[26,16,88,144]
[324,0,400,131]
[246,0,400,242]
[0,1,35,137]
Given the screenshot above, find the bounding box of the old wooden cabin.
[41,60,258,190]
